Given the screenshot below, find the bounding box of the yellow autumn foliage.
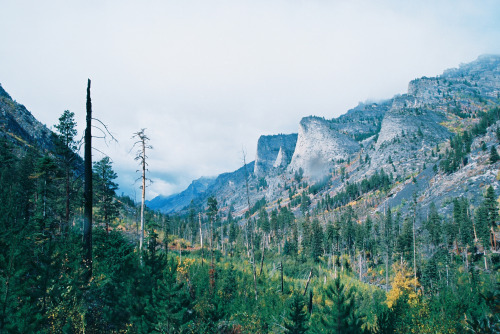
[386,263,420,308]
[177,257,195,278]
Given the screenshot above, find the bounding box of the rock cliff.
[287,116,360,178]
[254,134,297,176]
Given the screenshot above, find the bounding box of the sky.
[1,0,500,200]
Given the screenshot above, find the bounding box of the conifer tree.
[284,293,309,334]
[484,186,498,249]
[490,145,499,164]
[54,109,78,234]
[425,203,442,249]
[93,157,119,234]
[148,257,191,333]
[311,219,324,262]
[317,278,364,334]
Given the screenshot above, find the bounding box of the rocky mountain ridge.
[148,55,500,220]
[0,83,55,152]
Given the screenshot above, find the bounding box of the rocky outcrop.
[0,83,55,152]
[151,55,500,216]
[288,116,360,177]
[254,134,297,176]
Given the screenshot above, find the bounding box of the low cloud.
[1,0,499,197]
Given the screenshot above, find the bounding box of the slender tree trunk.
[303,267,313,296]
[243,151,258,300]
[140,138,146,254]
[65,169,70,235]
[359,252,362,282]
[484,249,488,270]
[83,78,93,283]
[385,253,389,292]
[413,216,417,292]
[259,233,265,276]
[210,217,215,293]
[199,213,204,267]
[280,260,284,294]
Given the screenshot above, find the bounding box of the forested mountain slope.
[0,56,499,333]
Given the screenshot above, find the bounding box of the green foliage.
[284,293,309,334]
[490,145,499,163]
[327,169,392,209]
[295,167,304,182]
[93,156,120,232]
[314,277,365,334]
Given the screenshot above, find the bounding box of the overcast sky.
[1,0,500,200]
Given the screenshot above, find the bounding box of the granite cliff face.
[0,83,55,152]
[254,134,297,176]
[287,116,360,177]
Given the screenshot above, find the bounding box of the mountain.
[150,55,500,217]
[146,176,216,214]
[0,83,55,152]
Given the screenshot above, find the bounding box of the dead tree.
[83,79,93,282]
[132,129,152,256]
[243,150,258,301]
[207,196,218,293]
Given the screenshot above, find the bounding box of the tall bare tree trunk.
[259,234,265,276]
[243,151,258,301]
[413,212,417,292]
[83,79,93,282]
[199,213,204,266]
[140,137,146,254]
[303,267,313,296]
[133,129,151,260]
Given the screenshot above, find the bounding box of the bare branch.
[92,117,118,144]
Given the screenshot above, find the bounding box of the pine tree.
[148,257,192,333]
[484,186,498,249]
[425,203,442,249]
[54,109,78,234]
[284,293,309,334]
[490,145,499,164]
[311,219,324,262]
[317,277,364,334]
[93,157,119,234]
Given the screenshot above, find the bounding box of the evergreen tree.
[148,257,192,333]
[54,109,78,233]
[484,186,498,249]
[93,157,120,233]
[284,293,309,334]
[316,278,364,334]
[301,192,311,215]
[425,203,442,249]
[490,145,500,164]
[311,219,324,262]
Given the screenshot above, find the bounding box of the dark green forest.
[0,105,499,333]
